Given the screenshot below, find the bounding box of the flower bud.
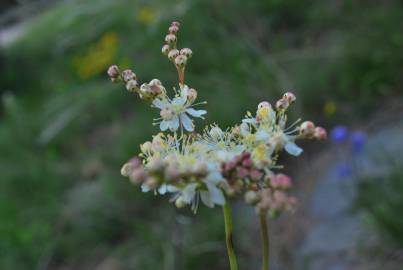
[168,25,179,33]
[175,196,186,208]
[107,65,120,78]
[314,126,327,140]
[300,121,315,137]
[271,173,292,189]
[187,88,197,103]
[140,141,153,154]
[129,168,147,184]
[258,101,271,109]
[162,44,170,55]
[276,99,289,111]
[160,107,174,120]
[165,34,177,44]
[171,21,180,27]
[283,92,296,103]
[250,169,263,181]
[126,79,138,92]
[148,157,164,173]
[168,49,180,60]
[120,157,141,177]
[175,55,187,67]
[144,176,159,190]
[122,69,136,83]
[180,48,193,58]
[244,190,260,204]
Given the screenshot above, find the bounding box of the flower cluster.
[108,22,326,217]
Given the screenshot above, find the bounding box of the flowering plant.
[108,21,326,270]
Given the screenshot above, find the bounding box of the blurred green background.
[1,0,403,269]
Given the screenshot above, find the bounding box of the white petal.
[160,121,169,131]
[200,191,214,208]
[169,117,180,131]
[158,184,168,195]
[181,113,194,131]
[181,183,198,203]
[141,184,150,193]
[285,142,303,156]
[206,183,225,206]
[255,130,269,141]
[172,97,186,106]
[186,108,207,118]
[152,99,165,109]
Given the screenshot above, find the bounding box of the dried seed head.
[162,44,170,55]
[168,49,180,60]
[180,48,193,58]
[165,34,177,44]
[175,55,187,67]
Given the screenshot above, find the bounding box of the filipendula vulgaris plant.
[107,21,327,270]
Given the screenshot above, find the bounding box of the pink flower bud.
[168,49,180,60]
[122,69,136,83]
[276,99,289,111]
[314,126,327,140]
[237,167,249,178]
[300,121,316,137]
[258,101,271,109]
[161,44,170,55]
[168,25,179,33]
[271,173,292,189]
[107,65,120,78]
[126,80,138,92]
[120,157,141,176]
[144,176,159,190]
[283,92,296,103]
[175,55,187,67]
[165,34,177,44]
[242,158,253,168]
[180,48,193,58]
[129,168,147,184]
[171,21,180,27]
[250,169,263,181]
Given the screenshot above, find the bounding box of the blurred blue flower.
[351,131,366,154]
[331,125,348,144]
[336,163,352,178]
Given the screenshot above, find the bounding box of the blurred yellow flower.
[137,6,156,25]
[73,32,118,80]
[324,101,336,116]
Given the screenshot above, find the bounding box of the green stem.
[222,200,239,270]
[259,213,269,270]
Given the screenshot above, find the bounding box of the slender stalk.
[222,200,239,270]
[259,213,270,270]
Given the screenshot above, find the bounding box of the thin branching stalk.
[222,200,239,270]
[259,213,270,270]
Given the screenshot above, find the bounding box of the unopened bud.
[144,177,159,190]
[180,48,192,58]
[258,101,271,109]
[122,69,136,83]
[126,80,138,92]
[300,121,316,137]
[168,25,179,33]
[175,196,186,208]
[165,34,177,44]
[276,99,289,111]
[175,55,187,67]
[314,126,327,140]
[171,21,180,27]
[245,190,260,204]
[140,141,153,154]
[168,49,180,60]
[129,168,147,184]
[283,92,296,103]
[187,88,197,103]
[120,157,141,177]
[162,44,170,55]
[107,65,120,78]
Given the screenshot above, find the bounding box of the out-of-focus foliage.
[1,0,403,269]
[355,164,403,248]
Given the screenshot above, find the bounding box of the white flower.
[153,86,206,132]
